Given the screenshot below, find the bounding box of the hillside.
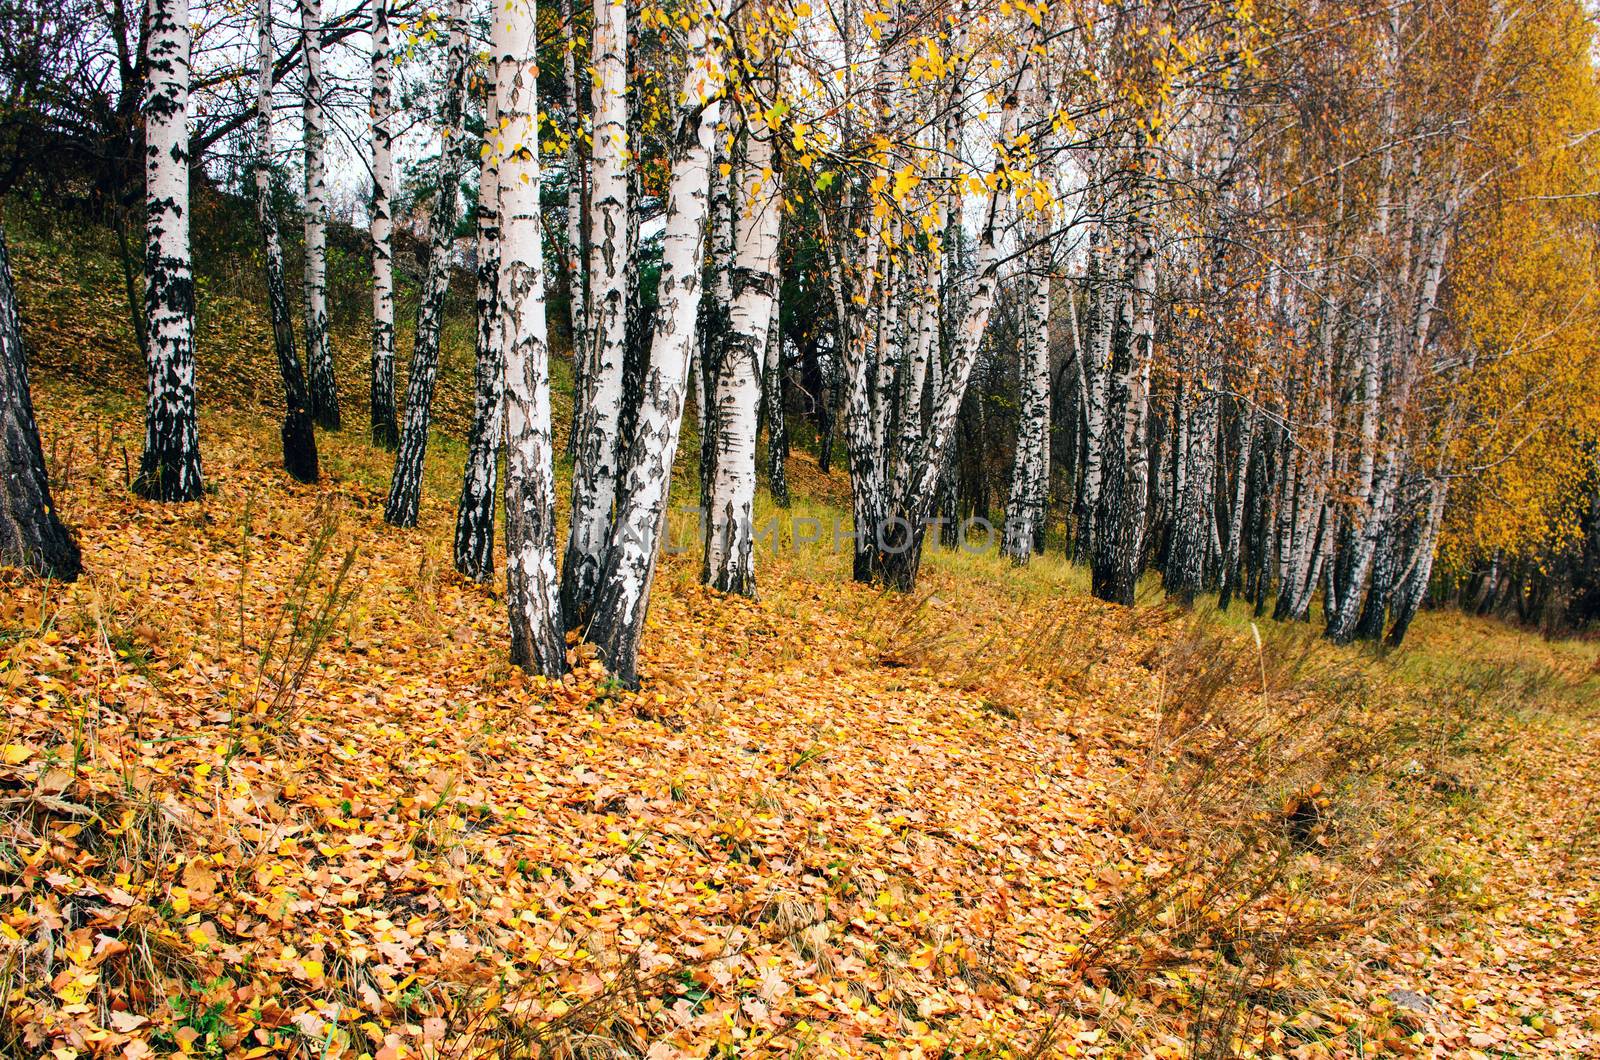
[1,209,1598,1059]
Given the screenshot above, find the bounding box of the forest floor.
[2,208,1599,1059]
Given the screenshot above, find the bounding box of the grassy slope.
[0,208,1597,1059]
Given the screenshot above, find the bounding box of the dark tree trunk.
[256,216,318,484]
[255,0,317,484]
[801,335,832,473]
[0,229,81,580]
[1354,518,1397,641]
[1250,429,1279,618]
[765,326,789,508]
[1091,222,1154,606]
[453,112,503,584]
[1217,403,1254,610]
[819,356,838,474]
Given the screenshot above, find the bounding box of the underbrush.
[865,584,1588,1057]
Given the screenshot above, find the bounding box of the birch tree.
[1073,224,1115,563]
[384,0,471,529]
[704,69,782,597]
[135,0,202,502]
[1002,233,1052,565]
[454,83,504,583]
[560,0,629,626]
[561,0,588,392]
[586,0,726,684]
[299,0,340,429]
[698,136,735,515]
[495,0,566,675]
[1090,166,1157,606]
[369,0,398,448]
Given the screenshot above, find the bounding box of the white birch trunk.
[587,3,725,683]
[698,134,736,511]
[1385,479,1447,646]
[1003,236,1052,565]
[299,0,339,429]
[901,252,936,451]
[1287,322,1336,619]
[1075,225,1115,562]
[494,0,565,675]
[561,0,629,624]
[836,207,887,580]
[1091,173,1157,606]
[705,99,781,596]
[1327,304,1388,640]
[135,0,202,502]
[369,0,398,447]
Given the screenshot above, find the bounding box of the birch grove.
[10,0,1596,682]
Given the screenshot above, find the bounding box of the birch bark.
[561,0,588,402]
[1003,235,1052,565]
[587,1,725,683]
[705,96,781,596]
[383,0,471,528]
[369,0,398,447]
[1074,225,1114,562]
[561,0,629,624]
[454,84,504,583]
[1091,164,1158,606]
[699,138,735,514]
[299,0,340,429]
[495,0,566,675]
[135,0,202,502]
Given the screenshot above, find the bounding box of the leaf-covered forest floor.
[2,206,1598,1059]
